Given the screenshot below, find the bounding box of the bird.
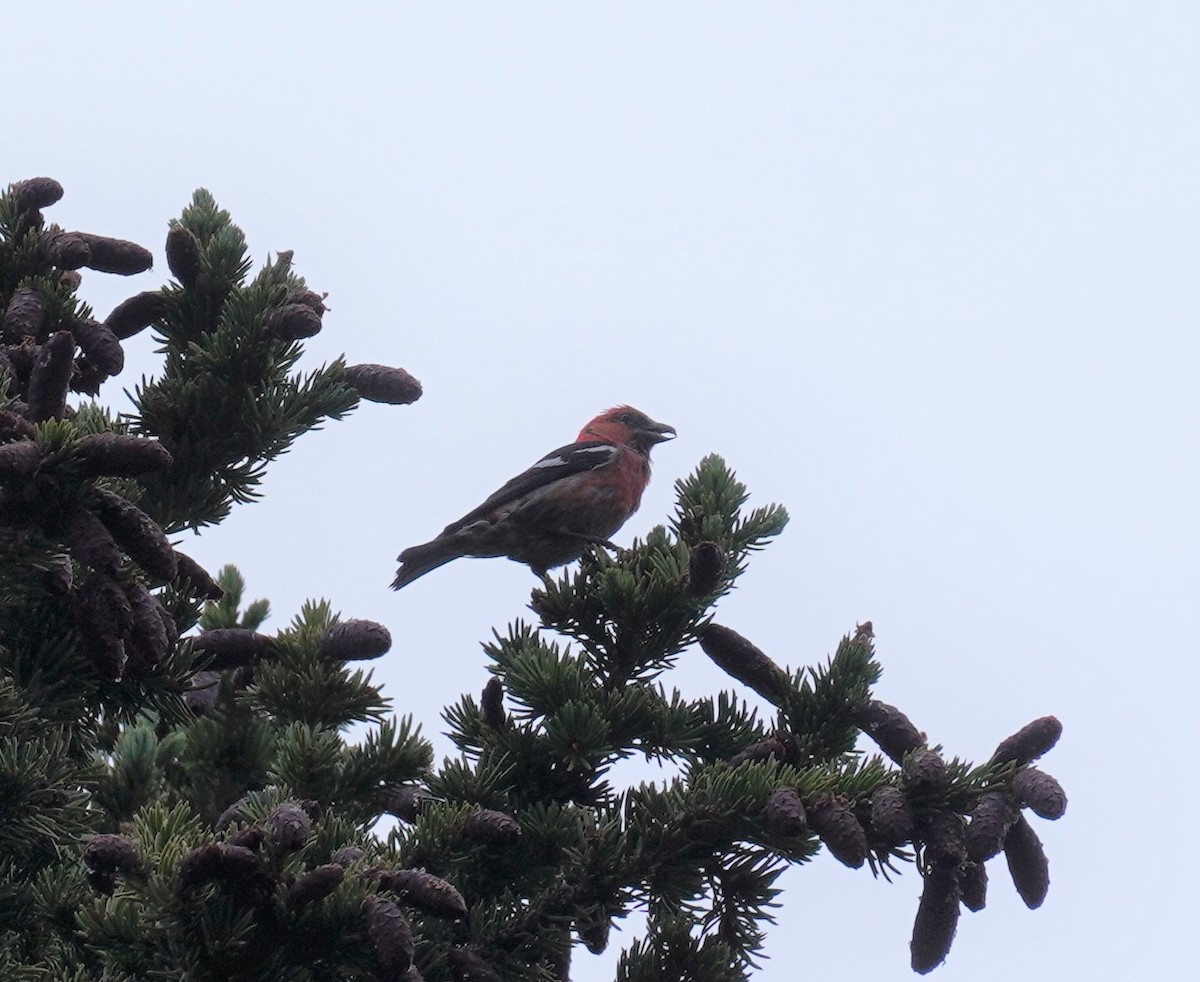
[391,406,675,589]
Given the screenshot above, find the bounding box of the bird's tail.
[390,538,464,590]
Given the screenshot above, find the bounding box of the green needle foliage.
[0,177,1066,981]
[130,190,361,532]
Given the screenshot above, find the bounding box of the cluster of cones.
[82,787,528,982]
[698,616,1066,974]
[1,177,423,680]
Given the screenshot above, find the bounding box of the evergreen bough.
[0,177,1066,980]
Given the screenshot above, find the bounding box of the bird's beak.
[643,420,676,445]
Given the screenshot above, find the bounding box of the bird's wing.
[442,440,619,534]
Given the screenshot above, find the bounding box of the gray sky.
[11,3,1198,978]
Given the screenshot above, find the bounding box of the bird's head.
[579,406,676,454]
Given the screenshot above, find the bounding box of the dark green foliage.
[1,179,428,980]
[422,461,1066,978]
[126,189,362,533]
[0,178,1066,980]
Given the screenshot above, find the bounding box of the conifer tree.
[0,177,1066,980]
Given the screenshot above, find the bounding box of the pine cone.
[728,734,789,768]
[868,786,913,846]
[697,623,791,705]
[0,441,41,482]
[173,550,223,600]
[463,808,521,844]
[76,233,153,275]
[480,677,506,729]
[848,700,925,763]
[26,331,75,421]
[16,473,66,527]
[332,846,366,868]
[91,488,177,581]
[320,619,392,661]
[1003,814,1049,908]
[381,786,429,823]
[2,286,48,343]
[808,797,868,868]
[226,827,263,851]
[39,228,91,270]
[269,802,312,851]
[687,540,725,596]
[959,861,987,912]
[1011,767,1067,820]
[910,865,960,974]
[0,346,29,389]
[922,811,966,870]
[265,302,322,341]
[76,573,132,678]
[13,208,44,244]
[190,628,275,670]
[385,868,468,920]
[0,409,35,442]
[343,363,423,405]
[216,844,263,881]
[63,505,122,573]
[288,289,327,315]
[73,432,173,477]
[990,716,1062,767]
[125,581,171,671]
[287,864,344,909]
[965,790,1015,862]
[165,225,202,287]
[104,291,174,339]
[72,358,108,397]
[83,833,141,875]
[178,843,224,888]
[12,177,64,211]
[70,317,124,376]
[902,748,948,795]
[364,896,414,976]
[765,787,808,837]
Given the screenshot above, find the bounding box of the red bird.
[391,406,675,589]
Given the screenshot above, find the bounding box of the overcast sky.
[10,3,1198,978]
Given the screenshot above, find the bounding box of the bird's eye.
[617,412,636,425]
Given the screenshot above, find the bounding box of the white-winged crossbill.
[391,406,675,589]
